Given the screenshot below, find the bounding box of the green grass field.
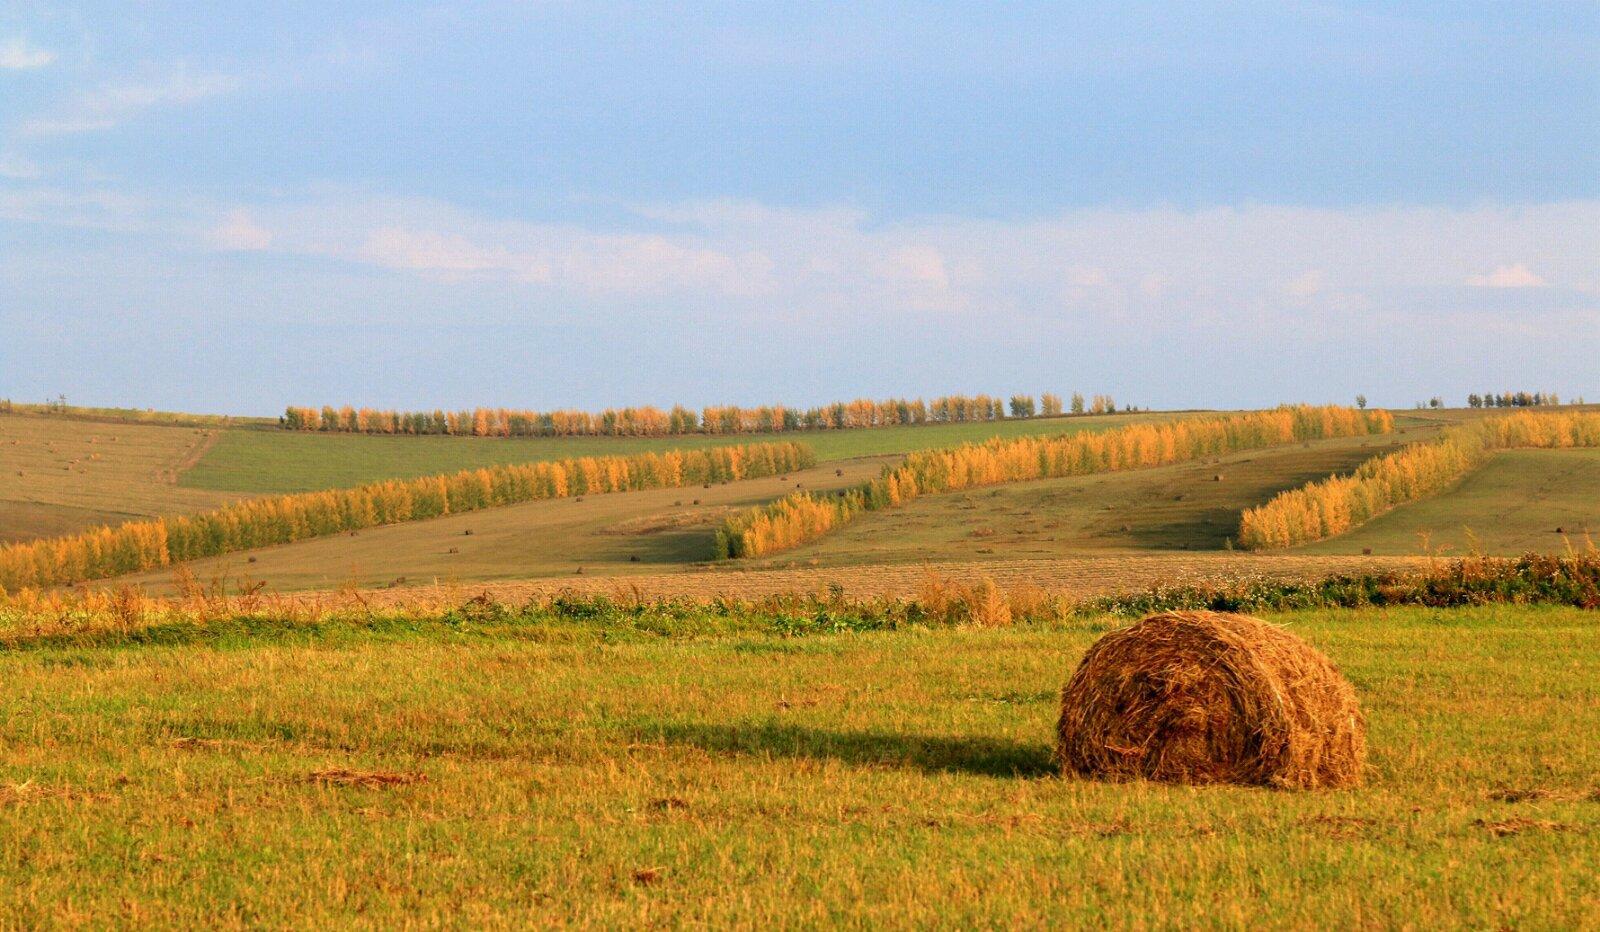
[1,604,1595,926]
[180,411,1189,494]
[752,427,1437,568]
[1303,448,1600,556]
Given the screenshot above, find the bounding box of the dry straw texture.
[1056,610,1366,789]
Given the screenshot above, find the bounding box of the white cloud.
[1285,270,1325,297]
[0,186,150,231]
[0,38,55,70]
[210,210,274,251]
[20,65,241,136]
[308,198,1587,328]
[360,228,534,279]
[9,183,1598,337]
[198,197,1598,330]
[1465,263,1545,288]
[0,153,42,180]
[880,245,950,287]
[354,225,758,292]
[1066,266,1109,288]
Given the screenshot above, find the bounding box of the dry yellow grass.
[335,553,1432,608]
[0,413,240,542]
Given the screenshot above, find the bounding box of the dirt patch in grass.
[0,782,113,806]
[306,769,428,789]
[1300,814,1380,839]
[603,507,737,536]
[1486,786,1600,804]
[1474,817,1577,838]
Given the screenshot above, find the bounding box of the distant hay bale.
[1055,610,1365,789]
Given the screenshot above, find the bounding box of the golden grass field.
[0,601,1595,926]
[0,413,240,543]
[329,553,1430,608]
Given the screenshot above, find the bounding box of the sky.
[2,2,1597,415]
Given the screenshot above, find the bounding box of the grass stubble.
[1,564,1597,926]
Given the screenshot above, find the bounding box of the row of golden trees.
[0,442,813,592]
[1238,411,1600,549]
[281,392,1119,438]
[717,405,1391,559]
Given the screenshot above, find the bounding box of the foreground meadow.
[1,603,1596,927]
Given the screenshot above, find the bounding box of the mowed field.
[19,404,1600,603]
[1303,448,1600,556]
[761,429,1429,569]
[114,457,895,594]
[0,414,240,543]
[107,427,1439,596]
[3,408,1185,550]
[0,604,1595,926]
[180,411,1193,494]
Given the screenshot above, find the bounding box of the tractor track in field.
[162,428,222,484]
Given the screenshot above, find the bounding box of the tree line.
[281,392,1124,437]
[0,441,813,592]
[1466,391,1572,409]
[716,405,1393,559]
[1238,410,1600,550]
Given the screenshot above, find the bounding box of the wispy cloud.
[0,37,55,70]
[0,153,42,180]
[1465,263,1545,288]
[0,186,150,232]
[209,210,273,251]
[20,64,241,136]
[360,228,530,278]
[12,184,1599,331]
[185,195,1599,332]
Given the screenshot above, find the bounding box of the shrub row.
[1238,411,1600,549]
[6,552,1593,651]
[1079,552,1600,617]
[716,405,1393,559]
[0,442,814,592]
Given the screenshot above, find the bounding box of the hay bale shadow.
[641,721,1055,778]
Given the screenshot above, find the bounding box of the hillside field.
[1303,448,1600,556]
[1,408,1181,549]
[0,603,1594,926]
[0,414,240,543]
[761,429,1424,568]
[113,457,894,594]
[107,426,1437,595]
[11,405,1599,601]
[179,411,1191,494]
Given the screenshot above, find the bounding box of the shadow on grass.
[640,721,1057,779]
[0,615,443,652]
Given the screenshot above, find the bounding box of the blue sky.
[2,2,1597,414]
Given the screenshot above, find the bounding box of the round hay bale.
[1055,610,1365,789]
